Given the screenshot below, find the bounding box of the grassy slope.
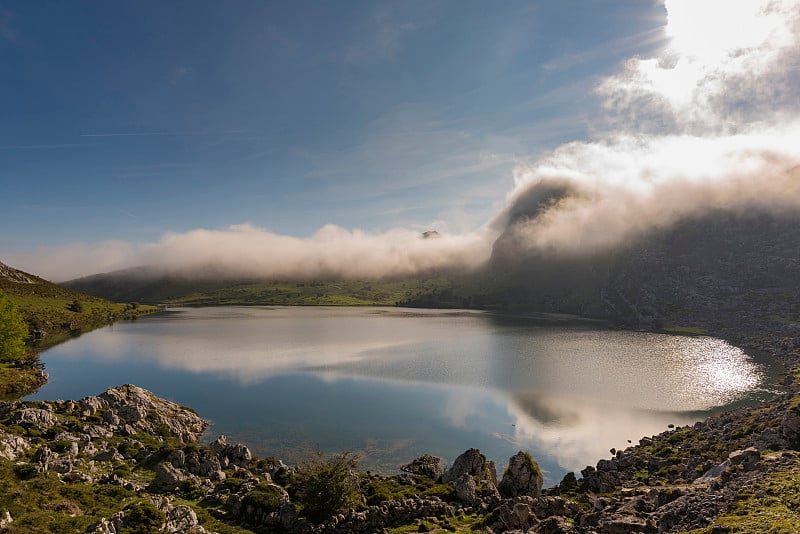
[164,277,456,306]
[0,264,157,398]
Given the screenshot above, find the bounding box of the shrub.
[295,451,362,522]
[120,501,165,533]
[242,484,286,514]
[0,289,28,361]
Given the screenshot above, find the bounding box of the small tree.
[295,451,362,522]
[67,299,83,313]
[0,290,27,362]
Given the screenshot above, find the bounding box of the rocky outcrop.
[499,451,543,498]
[401,453,443,480]
[98,384,207,442]
[443,448,497,485]
[0,429,29,460]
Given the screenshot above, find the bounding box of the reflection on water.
[30,307,774,484]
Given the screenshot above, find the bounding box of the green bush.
[242,484,286,514]
[0,289,28,361]
[295,451,362,522]
[120,501,165,533]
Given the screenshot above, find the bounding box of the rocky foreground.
[1,358,800,534]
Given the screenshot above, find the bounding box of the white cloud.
[598,0,800,133]
[7,223,492,282]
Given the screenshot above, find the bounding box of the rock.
[209,435,253,468]
[279,501,297,529]
[94,448,124,462]
[728,447,760,471]
[454,473,477,504]
[187,450,226,481]
[444,448,492,483]
[79,396,108,417]
[0,430,29,461]
[150,461,195,492]
[11,408,58,429]
[401,454,444,480]
[0,510,12,529]
[499,451,543,498]
[98,384,207,443]
[484,499,538,532]
[162,503,210,533]
[600,514,648,533]
[49,456,73,474]
[782,402,800,444]
[558,472,578,493]
[536,514,576,533]
[32,446,54,469]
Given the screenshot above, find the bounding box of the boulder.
[443,448,492,483]
[209,435,253,468]
[97,385,207,443]
[79,396,108,417]
[150,461,196,492]
[11,408,58,429]
[499,451,543,498]
[782,403,800,444]
[401,454,443,480]
[728,447,760,471]
[0,430,29,461]
[454,473,477,503]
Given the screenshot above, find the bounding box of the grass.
[0,268,157,398]
[768,314,800,325]
[386,512,484,533]
[709,458,800,533]
[0,459,141,533]
[164,277,459,307]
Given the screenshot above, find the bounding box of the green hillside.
[0,261,157,398]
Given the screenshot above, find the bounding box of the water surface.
[30,306,775,485]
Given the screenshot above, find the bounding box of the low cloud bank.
[493,126,800,256]
[8,225,492,283]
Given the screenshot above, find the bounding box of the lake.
[29,306,777,485]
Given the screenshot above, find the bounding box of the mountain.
[486,209,800,333]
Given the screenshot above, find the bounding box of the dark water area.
[29,306,779,485]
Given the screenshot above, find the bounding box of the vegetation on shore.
[0,262,157,399]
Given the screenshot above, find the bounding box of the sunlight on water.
[30,307,774,484]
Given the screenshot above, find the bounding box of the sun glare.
[665,0,788,62]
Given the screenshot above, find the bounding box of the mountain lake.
[28,306,780,485]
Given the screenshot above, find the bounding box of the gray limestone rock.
[0,430,29,461]
[11,408,58,429]
[499,451,543,498]
[454,473,477,503]
[401,454,444,480]
[444,448,492,484]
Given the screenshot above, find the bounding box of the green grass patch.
[164,276,461,307]
[767,314,800,325]
[712,459,800,533]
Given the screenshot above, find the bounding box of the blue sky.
[3,1,799,281]
[1,2,663,244]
